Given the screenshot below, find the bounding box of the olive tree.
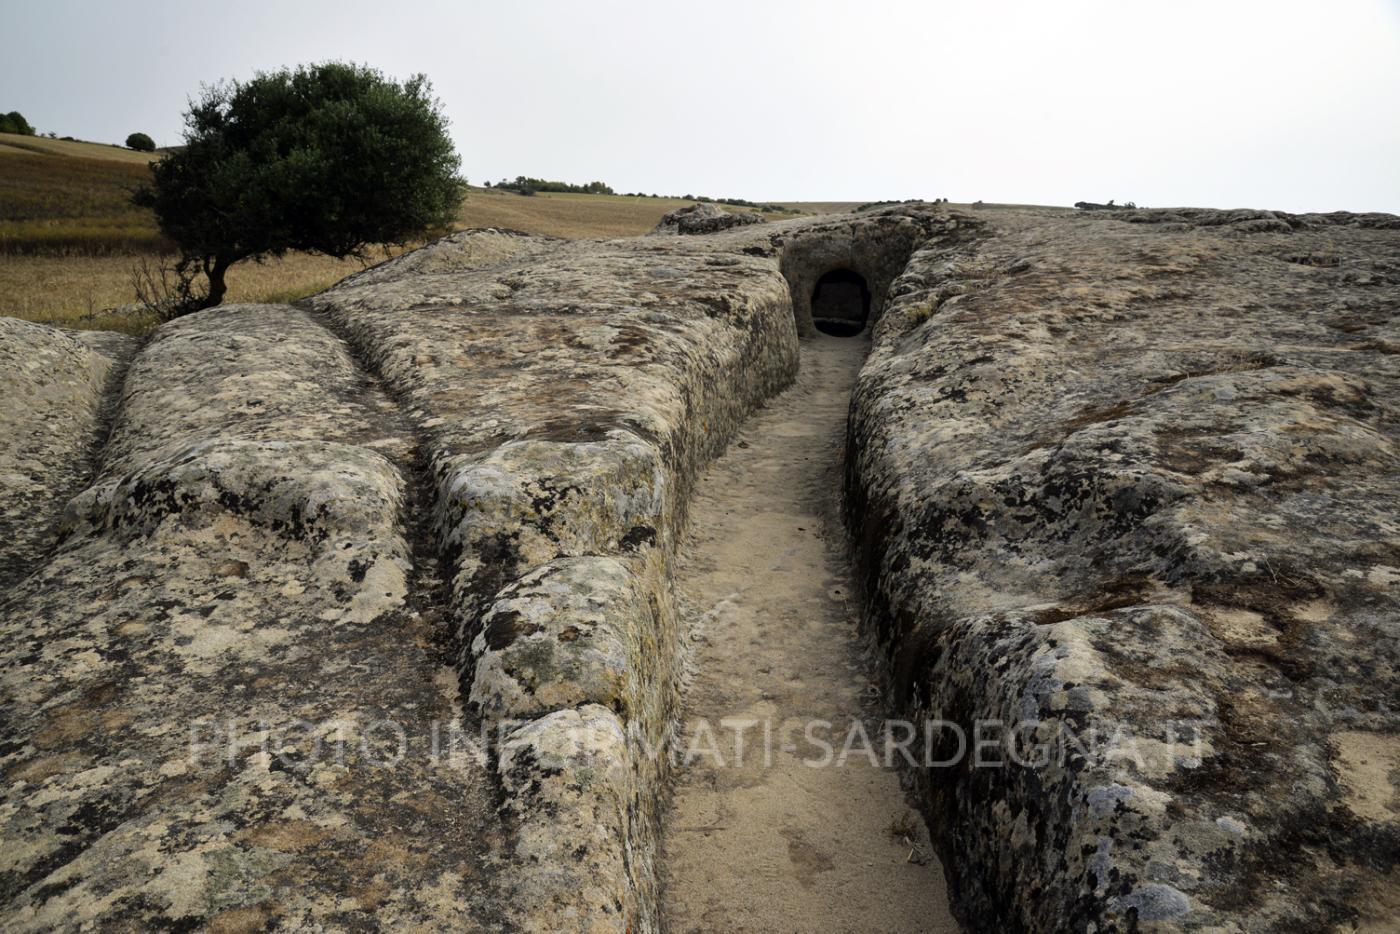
[134,62,463,314]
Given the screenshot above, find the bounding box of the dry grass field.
[1,149,163,256]
[0,133,159,163]
[456,187,793,238]
[774,200,862,214]
[0,132,820,333]
[0,251,403,333]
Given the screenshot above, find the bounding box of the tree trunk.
[202,255,232,309]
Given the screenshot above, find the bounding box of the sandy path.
[662,335,958,933]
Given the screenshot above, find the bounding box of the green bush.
[134,61,464,315]
[0,111,36,135]
[125,132,156,152]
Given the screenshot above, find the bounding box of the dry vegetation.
[1,148,163,255]
[774,200,862,214]
[0,251,401,333]
[456,186,794,238]
[0,133,158,163]
[0,132,815,333]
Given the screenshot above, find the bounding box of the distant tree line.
[0,111,35,135]
[483,177,786,213]
[489,176,615,196]
[668,193,786,213]
[856,198,949,211]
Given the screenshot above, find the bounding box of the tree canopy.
[134,62,464,313]
[0,111,35,135]
[125,132,156,152]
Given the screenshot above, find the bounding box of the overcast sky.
[5,0,1399,212]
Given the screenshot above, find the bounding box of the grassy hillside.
[1,148,163,255]
[0,132,161,163]
[0,134,823,333]
[457,187,796,238]
[774,200,862,214]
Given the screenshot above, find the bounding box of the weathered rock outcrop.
[650,201,765,235]
[848,207,1400,931]
[309,227,801,930]
[1,202,1396,932]
[0,307,505,930]
[1,213,947,930]
[0,320,134,588]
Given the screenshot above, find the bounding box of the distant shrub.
[125,132,156,152]
[0,111,36,135]
[856,199,910,211]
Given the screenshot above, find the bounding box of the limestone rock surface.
[2,202,1396,932]
[0,319,133,588]
[1,307,503,930]
[1,212,939,930]
[849,206,1400,932]
[650,201,765,235]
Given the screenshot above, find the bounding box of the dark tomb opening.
[810,269,871,336]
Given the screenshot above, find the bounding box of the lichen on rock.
[2,201,1396,932]
[0,318,134,588]
[649,201,765,235]
[847,205,1400,932]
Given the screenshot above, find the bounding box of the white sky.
[5,0,1399,212]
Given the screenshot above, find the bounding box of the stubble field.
[1,132,819,333]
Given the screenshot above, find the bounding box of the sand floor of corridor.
[662,334,959,933]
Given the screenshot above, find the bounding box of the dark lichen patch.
[1061,400,1138,433]
[482,608,541,651]
[521,419,614,443]
[1144,356,1280,394]
[607,324,662,355]
[1282,251,1342,268]
[1026,575,1159,626]
[1191,574,1327,623]
[619,525,656,550]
